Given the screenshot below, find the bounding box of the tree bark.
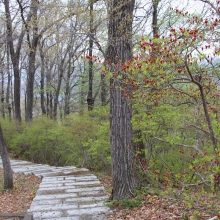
[26,50,37,122]
[6,43,11,120]
[39,43,46,115]
[1,68,5,118]
[53,45,71,119]
[3,0,24,122]
[23,0,39,122]
[107,0,138,200]
[53,67,63,120]
[101,72,108,105]
[87,0,95,111]
[64,54,74,116]
[0,125,13,189]
[152,0,160,37]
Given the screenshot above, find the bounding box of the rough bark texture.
[107,0,138,200]
[0,125,13,189]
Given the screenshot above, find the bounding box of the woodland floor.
[0,168,41,220]
[0,169,219,220]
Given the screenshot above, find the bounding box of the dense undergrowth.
[1,104,220,216]
[1,107,111,173]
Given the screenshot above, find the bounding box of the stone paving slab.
[41,215,108,220]
[0,157,110,219]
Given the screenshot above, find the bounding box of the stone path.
[0,158,110,220]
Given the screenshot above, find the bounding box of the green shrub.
[1,107,111,173]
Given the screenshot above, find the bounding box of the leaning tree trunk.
[0,125,13,189]
[107,0,138,200]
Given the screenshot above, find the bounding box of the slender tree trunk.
[133,0,161,163]
[39,44,46,115]
[46,69,53,118]
[87,0,95,111]
[185,63,218,151]
[101,72,108,105]
[64,56,74,116]
[0,125,13,189]
[25,0,39,122]
[152,0,160,37]
[26,51,37,122]
[46,92,49,116]
[107,0,138,200]
[54,42,71,119]
[64,74,71,115]
[1,69,5,118]
[49,92,53,119]
[6,43,11,120]
[13,63,21,122]
[80,70,86,114]
[3,0,27,122]
[53,68,63,120]
[10,79,14,120]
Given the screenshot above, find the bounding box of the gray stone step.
[0,157,110,219]
[32,206,109,219]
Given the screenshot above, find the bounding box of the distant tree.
[3,0,26,122]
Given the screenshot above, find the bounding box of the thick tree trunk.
[0,125,13,189]
[107,0,138,200]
